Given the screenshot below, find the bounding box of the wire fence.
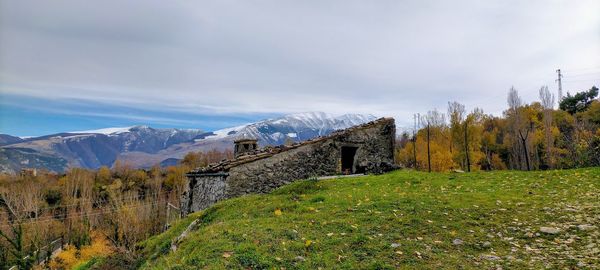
[6,237,64,270]
[6,190,173,216]
[4,201,181,269]
[1,190,180,229]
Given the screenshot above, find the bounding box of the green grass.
[73,257,104,270]
[136,169,600,269]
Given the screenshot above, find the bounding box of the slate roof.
[187,117,393,175]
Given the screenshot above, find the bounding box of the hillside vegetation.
[396,86,600,172]
[124,169,599,269]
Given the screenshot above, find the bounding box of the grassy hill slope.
[133,169,599,269]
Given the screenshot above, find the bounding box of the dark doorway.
[341,146,358,174]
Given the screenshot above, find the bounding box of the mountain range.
[0,112,377,173]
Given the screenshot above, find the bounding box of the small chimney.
[234,138,258,158]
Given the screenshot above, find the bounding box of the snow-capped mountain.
[0,112,378,172]
[1,126,208,171]
[207,112,377,145]
[115,112,378,168]
[70,126,135,135]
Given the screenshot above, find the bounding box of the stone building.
[233,138,258,158]
[181,117,397,215]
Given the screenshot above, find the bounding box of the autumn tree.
[61,168,95,247]
[395,132,415,168]
[539,86,555,168]
[96,166,112,185]
[0,175,48,269]
[181,151,206,169]
[465,108,485,171]
[448,102,467,171]
[394,84,598,171]
[417,110,453,172]
[181,149,234,170]
[479,115,508,170]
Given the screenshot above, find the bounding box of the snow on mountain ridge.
[203,112,378,145]
[70,125,203,136]
[70,126,135,135]
[67,112,374,139]
[1,112,381,172]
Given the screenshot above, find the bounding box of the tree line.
[396,86,600,172]
[0,149,232,270]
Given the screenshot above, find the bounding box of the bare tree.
[62,168,95,246]
[0,178,45,269]
[539,85,555,169]
[507,87,531,170]
[518,129,531,171]
[507,86,522,111]
[420,110,446,172]
[420,114,431,172]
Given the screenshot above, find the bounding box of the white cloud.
[1,0,599,129]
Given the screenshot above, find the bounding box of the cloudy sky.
[1,0,599,136]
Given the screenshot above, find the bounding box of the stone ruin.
[180,117,397,215]
[233,138,258,158]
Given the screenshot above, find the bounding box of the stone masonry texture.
[181,117,396,215]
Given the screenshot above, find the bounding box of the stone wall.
[181,117,396,215]
[180,173,228,214]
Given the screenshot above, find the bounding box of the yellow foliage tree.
[48,231,112,270]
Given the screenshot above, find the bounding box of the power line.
[6,201,161,226]
[5,190,173,215]
[563,66,600,73]
[563,72,600,78]
[562,78,600,83]
[1,201,164,228]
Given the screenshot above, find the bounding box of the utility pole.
[556,69,563,100]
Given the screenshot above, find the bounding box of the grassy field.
[124,169,599,269]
